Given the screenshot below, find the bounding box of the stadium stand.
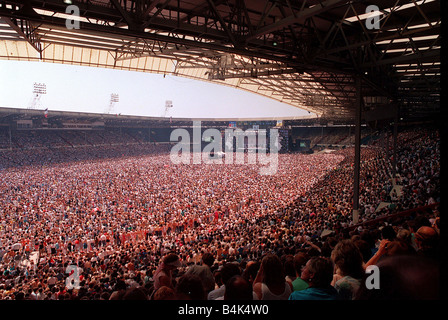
[0,0,441,304]
[0,115,440,300]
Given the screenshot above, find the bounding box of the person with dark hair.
[412,214,432,231]
[224,275,253,300]
[153,253,181,291]
[330,240,364,300]
[14,291,25,300]
[152,286,175,300]
[242,261,260,287]
[283,255,296,287]
[289,257,340,300]
[109,279,127,300]
[291,253,309,292]
[175,273,205,300]
[207,262,240,300]
[100,292,110,300]
[253,254,292,300]
[185,252,215,293]
[213,270,222,290]
[353,239,372,266]
[122,286,148,300]
[381,225,396,241]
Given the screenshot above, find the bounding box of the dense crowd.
[0,126,440,300]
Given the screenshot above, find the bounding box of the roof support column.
[386,127,390,159]
[352,75,362,224]
[392,114,398,177]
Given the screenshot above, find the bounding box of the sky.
[0,60,313,119]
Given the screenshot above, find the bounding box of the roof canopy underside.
[0,0,440,121]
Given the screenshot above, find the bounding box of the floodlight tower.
[164,100,173,117]
[106,93,119,114]
[29,82,46,110]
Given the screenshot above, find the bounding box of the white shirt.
[208,285,225,300]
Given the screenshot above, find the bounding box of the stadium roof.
[0,0,441,121]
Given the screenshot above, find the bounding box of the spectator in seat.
[289,257,340,300]
[253,254,292,300]
[364,236,415,270]
[185,252,215,294]
[291,252,309,292]
[413,226,439,261]
[283,255,296,287]
[208,262,240,300]
[152,286,175,300]
[330,240,364,300]
[121,286,148,300]
[175,273,206,300]
[242,261,260,287]
[224,275,253,300]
